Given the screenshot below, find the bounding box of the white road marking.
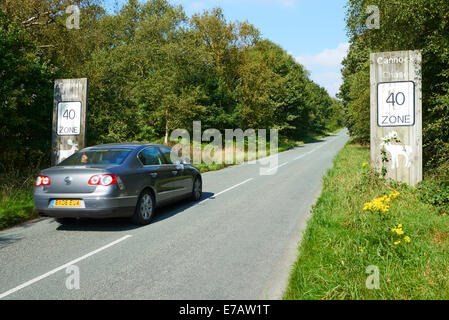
[293,151,312,161]
[0,235,132,299]
[258,135,337,173]
[293,137,332,161]
[264,162,289,174]
[198,178,253,204]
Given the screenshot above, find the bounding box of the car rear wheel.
[132,190,155,225]
[191,176,202,201]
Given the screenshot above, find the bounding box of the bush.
[417,178,449,214]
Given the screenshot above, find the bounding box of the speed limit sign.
[377,81,415,127]
[57,101,81,135]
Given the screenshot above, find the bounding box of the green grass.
[194,137,304,173]
[0,168,39,230]
[283,142,449,300]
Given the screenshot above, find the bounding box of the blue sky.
[104,0,349,97]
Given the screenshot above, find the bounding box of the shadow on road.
[0,235,24,249]
[305,139,326,144]
[302,132,339,144]
[55,192,215,232]
[153,192,214,224]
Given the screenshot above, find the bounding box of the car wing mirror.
[181,158,192,165]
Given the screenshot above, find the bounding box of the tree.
[190,8,260,130]
[0,10,55,168]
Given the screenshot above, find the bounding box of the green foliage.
[0,10,56,170]
[417,177,449,215]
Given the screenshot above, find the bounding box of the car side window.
[159,146,181,165]
[138,147,164,166]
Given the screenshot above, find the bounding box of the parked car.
[33,143,202,225]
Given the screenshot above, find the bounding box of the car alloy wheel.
[133,190,155,225]
[140,194,153,220]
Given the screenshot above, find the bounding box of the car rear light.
[36,175,50,186]
[88,175,100,185]
[88,174,117,186]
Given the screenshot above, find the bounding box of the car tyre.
[191,176,202,201]
[132,190,155,225]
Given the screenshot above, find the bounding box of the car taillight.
[88,175,100,185]
[36,175,50,186]
[88,174,117,186]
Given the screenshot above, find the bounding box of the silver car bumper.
[34,189,138,219]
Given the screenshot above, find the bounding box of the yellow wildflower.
[394,240,402,245]
[389,190,400,199]
[404,236,411,243]
[391,224,405,236]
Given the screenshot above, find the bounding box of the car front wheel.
[191,176,202,201]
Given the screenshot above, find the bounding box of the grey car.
[33,143,202,225]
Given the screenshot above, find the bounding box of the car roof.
[83,143,168,150]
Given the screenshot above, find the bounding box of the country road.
[0,129,349,300]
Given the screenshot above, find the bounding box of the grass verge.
[0,168,39,230]
[283,142,449,300]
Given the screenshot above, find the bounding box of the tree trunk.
[164,108,169,145]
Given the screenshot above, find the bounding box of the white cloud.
[313,71,341,83]
[295,42,349,69]
[294,43,349,97]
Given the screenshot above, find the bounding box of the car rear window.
[58,149,131,166]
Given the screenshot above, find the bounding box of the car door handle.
[150,172,157,178]
[171,170,178,175]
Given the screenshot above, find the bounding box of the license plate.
[51,199,81,207]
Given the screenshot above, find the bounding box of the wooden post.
[51,78,88,166]
[370,50,422,186]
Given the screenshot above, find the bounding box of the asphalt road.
[0,130,349,300]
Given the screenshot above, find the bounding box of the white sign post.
[370,51,422,186]
[52,79,88,165]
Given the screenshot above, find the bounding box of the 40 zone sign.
[377,81,415,127]
[57,101,82,135]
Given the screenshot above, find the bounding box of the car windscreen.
[58,149,132,166]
